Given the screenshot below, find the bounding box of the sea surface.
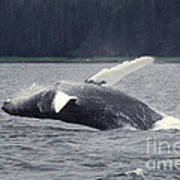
[0,62,180,180]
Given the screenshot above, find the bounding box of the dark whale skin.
[1,82,162,130]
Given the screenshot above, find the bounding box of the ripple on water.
[0,63,180,180]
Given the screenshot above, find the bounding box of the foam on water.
[143,104,180,131]
[153,114,180,130]
[125,168,145,176]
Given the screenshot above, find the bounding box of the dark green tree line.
[0,0,180,57]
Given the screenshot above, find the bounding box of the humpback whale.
[1,57,162,130]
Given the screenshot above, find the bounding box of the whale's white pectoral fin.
[85,56,154,87]
[53,91,77,113]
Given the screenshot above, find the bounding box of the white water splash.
[125,168,145,178]
[153,115,180,130]
[145,105,180,131]
[121,124,138,131]
[15,83,49,99]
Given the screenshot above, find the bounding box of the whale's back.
[56,83,162,130]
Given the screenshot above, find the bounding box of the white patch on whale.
[53,91,77,113]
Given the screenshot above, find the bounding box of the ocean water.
[0,62,180,180]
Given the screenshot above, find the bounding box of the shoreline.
[0,57,180,63]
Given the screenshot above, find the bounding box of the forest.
[0,0,180,57]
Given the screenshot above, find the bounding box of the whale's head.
[1,91,54,117]
[1,98,24,115]
[1,89,73,117]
